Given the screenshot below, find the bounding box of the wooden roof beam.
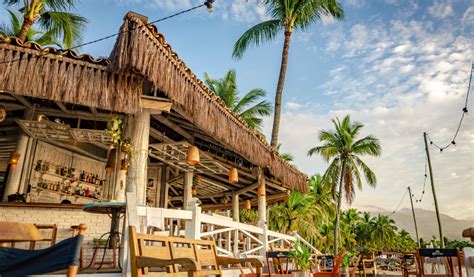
[153,114,193,142]
[10,94,32,108]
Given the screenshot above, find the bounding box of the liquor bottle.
[92,174,96,184]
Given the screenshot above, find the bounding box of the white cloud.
[286,102,304,110]
[273,14,474,220]
[428,2,455,19]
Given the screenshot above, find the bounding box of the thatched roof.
[110,13,308,192]
[0,37,142,114]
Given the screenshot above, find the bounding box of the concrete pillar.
[183,171,193,208]
[125,110,150,205]
[3,108,34,201]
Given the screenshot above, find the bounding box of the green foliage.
[2,0,87,48]
[288,240,312,270]
[0,9,60,46]
[276,144,294,162]
[204,70,272,132]
[239,209,258,224]
[232,0,344,59]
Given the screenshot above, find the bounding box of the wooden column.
[232,193,239,221]
[232,193,239,256]
[125,110,150,205]
[159,166,169,208]
[183,171,193,209]
[3,108,34,201]
[256,167,268,258]
[154,167,162,207]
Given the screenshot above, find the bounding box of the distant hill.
[358,205,473,240]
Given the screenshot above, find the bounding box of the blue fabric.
[83,202,126,208]
[0,235,83,277]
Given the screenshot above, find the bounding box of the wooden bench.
[129,225,262,277]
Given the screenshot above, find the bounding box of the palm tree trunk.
[333,163,345,255]
[18,17,35,42]
[270,30,292,147]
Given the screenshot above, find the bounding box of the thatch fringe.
[0,38,142,114]
[109,15,308,192]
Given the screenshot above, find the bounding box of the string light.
[390,189,408,216]
[427,62,473,152]
[0,1,215,65]
[414,160,428,203]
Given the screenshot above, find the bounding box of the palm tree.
[3,0,87,48]
[0,9,60,46]
[268,190,317,238]
[370,214,398,250]
[308,174,335,223]
[341,208,360,251]
[308,115,381,254]
[204,70,272,131]
[232,0,344,147]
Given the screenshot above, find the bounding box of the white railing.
[123,194,319,276]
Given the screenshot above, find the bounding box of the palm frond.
[353,155,377,187]
[232,19,282,59]
[37,11,87,48]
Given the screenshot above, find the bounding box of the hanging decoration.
[187,146,200,165]
[105,148,117,173]
[192,175,201,196]
[0,105,6,122]
[9,152,20,165]
[258,183,265,196]
[244,199,251,210]
[120,158,129,171]
[228,167,239,183]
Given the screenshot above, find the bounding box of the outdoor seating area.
[1,2,473,277]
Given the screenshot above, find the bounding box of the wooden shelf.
[38,170,103,188]
[34,187,100,201]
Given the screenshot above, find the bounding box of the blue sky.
[1,0,473,219]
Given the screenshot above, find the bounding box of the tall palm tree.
[3,0,87,48]
[0,9,60,46]
[232,0,344,147]
[268,190,317,238]
[204,70,272,131]
[308,115,381,254]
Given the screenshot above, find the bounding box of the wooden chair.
[129,225,262,277]
[463,247,473,277]
[29,224,58,250]
[401,251,422,277]
[356,252,377,277]
[0,222,86,277]
[313,251,344,277]
[417,248,463,277]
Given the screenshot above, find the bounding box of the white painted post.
[257,167,268,259]
[185,198,201,239]
[125,110,150,205]
[3,108,34,201]
[183,171,193,209]
[232,193,239,256]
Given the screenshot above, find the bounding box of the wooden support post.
[155,167,162,207]
[232,193,239,256]
[256,167,268,258]
[159,166,169,208]
[185,199,201,239]
[125,110,150,205]
[183,171,193,209]
[3,108,34,201]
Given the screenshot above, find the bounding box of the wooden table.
[0,222,43,247]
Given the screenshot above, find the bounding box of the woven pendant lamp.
[228,168,239,183]
[187,146,200,165]
[9,152,20,165]
[105,148,117,173]
[0,105,6,122]
[244,199,251,210]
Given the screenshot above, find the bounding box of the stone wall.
[0,204,121,265]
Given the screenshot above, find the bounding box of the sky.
[1,0,473,219]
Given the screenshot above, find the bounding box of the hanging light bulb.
[9,152,20,165]
[228,167,239,183]
[36,114,46,122]
[244,199,251,210]
[187,146,200,165]
[258,183,265,196]
[0,105,6,122]
[105,148,117,173]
